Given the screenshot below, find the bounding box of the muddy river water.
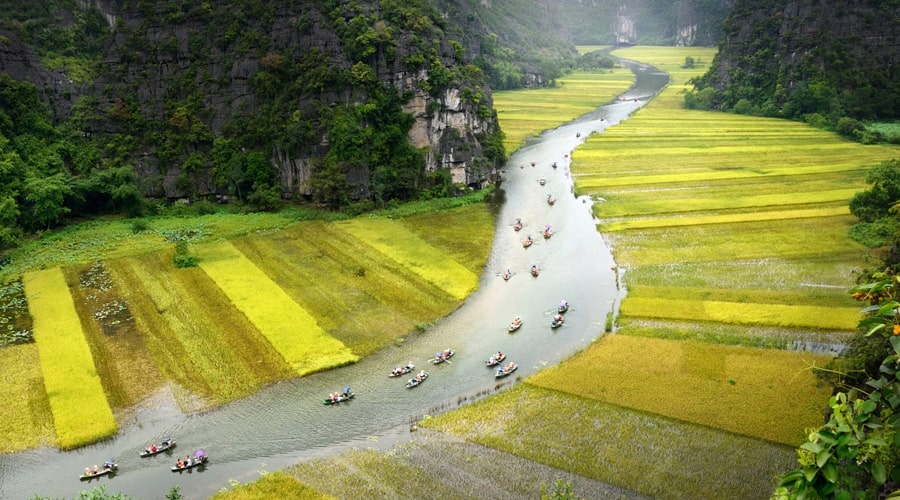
[0,61,668,500]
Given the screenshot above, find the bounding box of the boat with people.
[171,450,208,472]
[486,352,506,367]
[495,362,518,378]
[513,218,523,231]
[539,177,546,186]
[523,235,533,248]
[502,269,511,281]
[405,370,428,388]
[79,460,117,481]
[552,161,558,169]
[551,314,565,329]
[547,194,556,205]
[140,437,175,457]
[542,225,552,239]
[531,265,540,277]
[323,387,355,405]
[508,316,522,332]
[558,300,569,314]
[431,349,455,364]
[389,363,415,378]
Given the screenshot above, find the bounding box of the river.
[0,61,668,500]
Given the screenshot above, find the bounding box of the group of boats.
[78,438,209,481]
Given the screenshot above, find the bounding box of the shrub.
[173,241,197,268]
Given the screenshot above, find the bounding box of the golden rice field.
[422,384,796,500]
[22,268,118,450]
[210,472,332,500]
[0,202,493,451]
[195,240,358,375]
[493,70,635,153]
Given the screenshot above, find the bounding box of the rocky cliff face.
[699,0,900,119]
[0,0,502,199]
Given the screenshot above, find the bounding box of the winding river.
[0,61,668,500]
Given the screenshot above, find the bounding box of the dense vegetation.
[687,0,900,144]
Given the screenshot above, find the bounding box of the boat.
[551,315,565,329]
[431,349,455,364]
[542,228,552,239]
[171,451,208,472]
[79,460,117,481]
[323,387,355,405]
[513,219,523,231]
[552,162,558,169]
[389,364,415,378]
[140,438,175,457]
[558,302,569,314]
[523,236,533,248]
[495,363,518,378]
[502,270,511,281]
[547,194,556,206]
[508,318,522,332]
[406,371,428,388]
[531,266,540,277]
[539,177,546,186]
[486,352,506,367]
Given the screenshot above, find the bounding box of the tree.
[849,160,900,223]
[23,173,71,229]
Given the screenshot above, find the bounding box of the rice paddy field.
[0,202,494,451]
[492,70,635,153]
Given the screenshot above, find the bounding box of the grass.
[423,384,796,500]
[210,472,333,500]
[529,335,832,445]
[335,218,479,301]
[195,240,358,375]
[493,70,635,153]
[22,268,118,449]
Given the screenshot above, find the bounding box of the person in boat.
[103,460,115,470]
[176,458,183,468]
[93,465,100,474]
[407,361,414,370]
[443,348,451,357]
[531,265,539,274]
[560,299,568,308]
[85,467,91,476]
[162,438,172,447]
[554,314,564,324]
[148,444,158,453]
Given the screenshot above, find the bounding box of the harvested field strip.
[619,297,859,331]
[22,268,117,449]
[424,384,794,500]
[285,433,641,500]
[616,318,851,350]
[108,253,294,406]
[195,240,358,375]
[63,263,165,411]
[209,471,332,500]
[528,335,831,445]
[597,188,860,217]
[336,218,478,300]
[232,221,457,356]
[601,206,848,231]
[0,343,54,452]
[493,70,635,152]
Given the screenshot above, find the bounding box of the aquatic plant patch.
[336,218,478,301]
[22,268,117,449]
[0,279,32,346]
[0,343,54,452]
[195,240,358,375]
[423,384,795,499]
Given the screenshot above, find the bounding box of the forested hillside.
[689,0,900,137]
